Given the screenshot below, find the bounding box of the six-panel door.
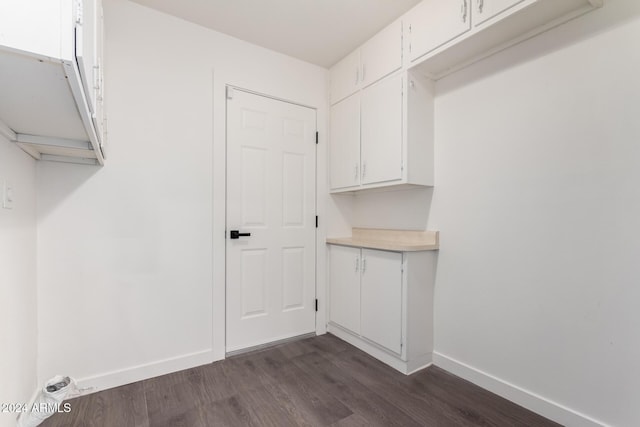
[226,89,317,353]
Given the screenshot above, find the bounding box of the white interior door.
[226,88,317,353]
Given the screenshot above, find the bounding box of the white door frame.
[212,81,328,361]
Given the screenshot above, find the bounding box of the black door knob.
[230,230,251,239]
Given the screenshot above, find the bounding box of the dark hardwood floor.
[41,334,560,426]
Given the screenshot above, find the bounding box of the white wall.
[350,187,433,230]
[36,0,327,392]
[0,135,37,427]
[428,1,640,426]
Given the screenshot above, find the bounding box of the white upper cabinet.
[0,0,106,165]
[328,0,602,192]
[91,1,106,148]
[0,1,70,60]
[75,0,102,118]
[406,0,602,79]
[329,70,434,193]
[360,20,403,89]
[361,74,403,186]
[330,50,361,106]
[473,0,525,26]
[330,19,402,105]
[407,0,472,63]
[329,92,361,190]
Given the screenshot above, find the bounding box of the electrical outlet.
[3,181,14,209]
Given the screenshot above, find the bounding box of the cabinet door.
[330,49,360,105]
[473,0,525,26]
[361,20,402,88]
[361,74,403,186]
[361,249,403,354]
[407,0,472,62]
[93,1,105,148]
[75,0,98,114]
[329,245,361,335]
[330,93,361,190]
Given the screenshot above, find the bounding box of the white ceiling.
[129,0,421,68]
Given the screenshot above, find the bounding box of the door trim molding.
[226,84,317,110]
[225,332,316,358]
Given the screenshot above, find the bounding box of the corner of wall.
[0,134,38,427]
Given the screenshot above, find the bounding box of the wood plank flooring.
[41,334,560,426]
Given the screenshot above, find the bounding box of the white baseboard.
[74,350,214,396]
[328,324,432,375]
[433,352,609,427]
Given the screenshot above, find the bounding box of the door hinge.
[315,299,318,312]
[226,86,234,100]
[315,131,319,144]
[315,215,318,228]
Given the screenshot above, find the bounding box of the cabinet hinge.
[315,216,318,228]
[75,0,83,25]
[315,131,319,144]
[315,299,318,312]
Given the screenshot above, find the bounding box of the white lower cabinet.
[329,245,362,335]
[360,249,403,354]
[328,244,437,374]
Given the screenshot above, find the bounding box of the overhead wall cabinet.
[330,20,403,105]
[329,18,434,194]
[327,0,602,193]
[406,0,603,79]
[329,70,434,193]
[327,229,439,374]
[0,0,106,165]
